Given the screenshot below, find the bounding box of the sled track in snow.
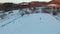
[0,16,21,28]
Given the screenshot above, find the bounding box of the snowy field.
[0,10,60,34]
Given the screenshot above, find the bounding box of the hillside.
[0,10,60,34]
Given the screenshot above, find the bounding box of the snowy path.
[0,13,60,34]
[0,10,20,27]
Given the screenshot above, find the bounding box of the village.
[0,0,60,19]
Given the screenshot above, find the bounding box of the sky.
[0,0,51,3]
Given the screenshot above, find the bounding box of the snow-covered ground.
[0,10,60,34]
